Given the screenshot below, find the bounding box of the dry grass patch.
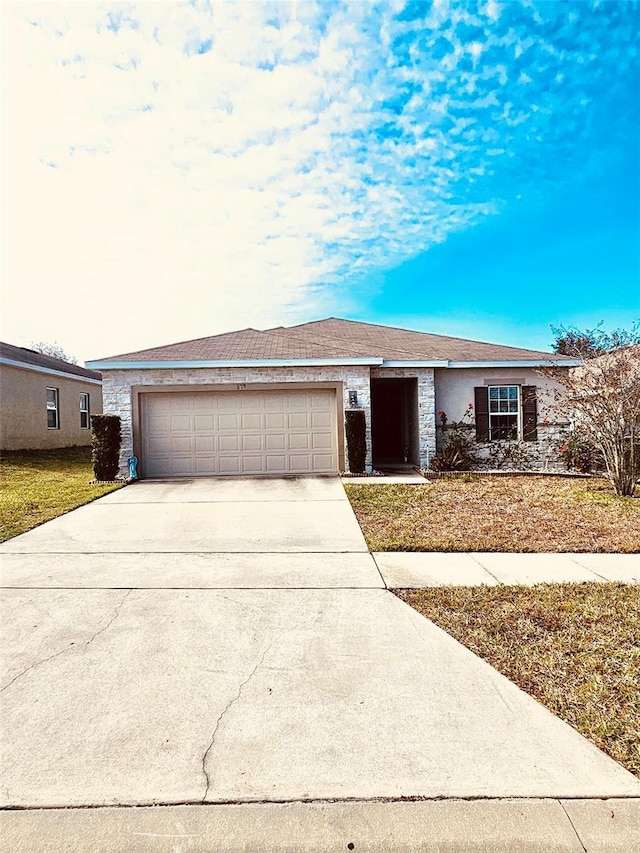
[0,448,122,542]
[344,476,639,552]
[396,583,640,777]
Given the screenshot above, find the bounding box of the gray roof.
[0,342,102,381]
[90,318,572,365]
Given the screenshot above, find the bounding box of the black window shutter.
[522,385,537,441]
[474,386,489,441]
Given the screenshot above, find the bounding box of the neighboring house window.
[489,385,519,440]
[80,393,90,429]
[46,388,59,429]
[474,385,538,442]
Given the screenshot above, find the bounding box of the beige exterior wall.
[434,366,566,423]
[0,364,103,451]
[102,365,374,477]
[434,366,570,469]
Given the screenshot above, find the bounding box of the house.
[0,342,103,451]
[86,318,579,479]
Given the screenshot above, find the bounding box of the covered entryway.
[371,378,419,467]
[140,389,338,477]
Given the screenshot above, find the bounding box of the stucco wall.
[433,367,570,470]
[101,365,374,477]
[0,364,103,451]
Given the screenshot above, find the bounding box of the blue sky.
[2,0,639,361]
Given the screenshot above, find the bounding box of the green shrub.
[430,406,478,472]
[91,414,121,481]
[345,409,366,473]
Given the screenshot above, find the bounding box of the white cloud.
[2,0,636,360]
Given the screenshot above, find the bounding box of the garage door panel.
[241,456,265,473]
[142,390,338,477]
[147,415,170,434]
[219,414,239,430]
[219,435,240,452]
[195,456,217,474]
[169,457,194,476]
[288,413,309,428]
[289,434,310,450]
[311,453,334,469]
[194,396,216,412]
[170,415,191,431]
[265,455,287,472]
[195,435,215,452]
[287,395,311,411]
[241,413,262,430]
[194,414,215,431]
[312,433,332,449]
[219,457,241,474]
[311,411,332,428]
[266,434,286,451]
[265,413,285,429]
[242,435,263,451]
[289,455,312,471]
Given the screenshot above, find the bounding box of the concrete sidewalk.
[374,551,640,587]
[3,798,640,852]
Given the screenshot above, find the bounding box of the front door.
[371,379,417,466]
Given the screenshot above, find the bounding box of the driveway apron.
[1,477,639,809]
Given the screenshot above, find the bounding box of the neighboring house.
[86,318,578,479]
[0,342,103,451]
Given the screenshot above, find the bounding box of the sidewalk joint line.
[370,553,388,590]
[468,554,501,584]
[559,800,588,852]
[4,795,639,811]
[565,555,610,582]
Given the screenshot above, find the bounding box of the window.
[46,388,59,429]
[80,393,90,429]
[488,386,519,440]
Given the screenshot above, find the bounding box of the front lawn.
[0,448,123,542]
[344,476,639,552]
[396,583,640,778]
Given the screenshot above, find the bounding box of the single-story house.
[0,342,103,451]
[86,318,579,479]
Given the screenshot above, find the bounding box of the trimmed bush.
[91,414,122,481]
[345,409,366,473]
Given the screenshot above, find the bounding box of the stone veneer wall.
[371,367,437,469]
[434,421,569,471]
[101,365,373,478]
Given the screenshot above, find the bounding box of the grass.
[396,583,640,778]
[0,447,123,542]
[344,476,639,552]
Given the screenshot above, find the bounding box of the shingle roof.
[90,318,570,365]
[287,319,560,362]
[0,342,101,381]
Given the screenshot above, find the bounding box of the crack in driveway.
[0,589,133,694]
[201,640,275,803]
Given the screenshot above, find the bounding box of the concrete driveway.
[1,477,639,848]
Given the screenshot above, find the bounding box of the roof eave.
[381,359,449,368]
[444,359,580,368]
[0,356,102,384]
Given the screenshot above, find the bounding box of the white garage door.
[141,389,338,477]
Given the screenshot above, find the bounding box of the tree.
[551,323,640,358]
[31,341,78,365]
[544,324,640,497]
